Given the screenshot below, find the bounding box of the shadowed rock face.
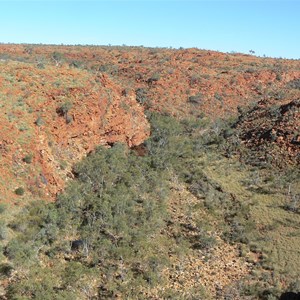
[279,292,300,300]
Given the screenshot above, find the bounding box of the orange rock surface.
[0,44,299,202]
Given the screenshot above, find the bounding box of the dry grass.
[205,156,300,286]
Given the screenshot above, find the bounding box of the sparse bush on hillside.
[98,63,119,75]
[266,89,285,101]
[69,60,83,69]
[287,280,300,294]
[191,232,217,250]
[57,101,72,116]
[14,187,24,196]
[35,116,44,126]
[0,263,13,278]
[214,92,224,103]
[57,101,73,123]
[4,239,35,266]
[0,221,7,240]
[285,189,300,213]
[189,74,201,85]
[147,72,160,84]
[52,51,65,66]
[188,93,203,104]
[135,87,149,105]
[287,78,300,90]
[22,154,33,164]
[0,204,5,214]
[36,62,45,69]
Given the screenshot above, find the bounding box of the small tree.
[52,51,64,67]
[147,73,160,85]
[188,93,203,104]
[15,187,25,196]
[35,116,44,127]
[23,154,33,164]
[57,101,73,123]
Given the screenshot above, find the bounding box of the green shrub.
[147,72,160,84]
[0,203,6,214]
[0,221,7,240]
[69,60,83,68]
[287,280,300,293]
[192,233,217,250]
[35,116,44,126]
[57,101,73,124]
[57,101,72,117]
[6,265,77,299]
[37,62,45,69]
[285,193,300,213]
[22,154,33,164]
[135,88,149,105]
[5,239,35,265]
[59,160,68,170]
[0,263,13,277]
[52,51,65,65]
[15,187,25,196]
[188,93,203,104]
[287,78,300,90]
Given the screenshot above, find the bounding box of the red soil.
[0,44,299,202]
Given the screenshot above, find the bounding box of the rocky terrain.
[0,44,299,203]
[234,98,300,167]
[0,56,149,202]
[0,44,299,299]
[1,44,300,117]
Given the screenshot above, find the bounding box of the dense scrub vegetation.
[1,112,299,299]
[4,147,168,297]
[0,113,208,298]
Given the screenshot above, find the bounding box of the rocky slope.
[0,60,149,202]
[1,44,300,119]
[0,44,299,197]
[0,44,299,299]
[231,97,300,168]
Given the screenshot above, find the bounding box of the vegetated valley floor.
[0,44,299,299]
